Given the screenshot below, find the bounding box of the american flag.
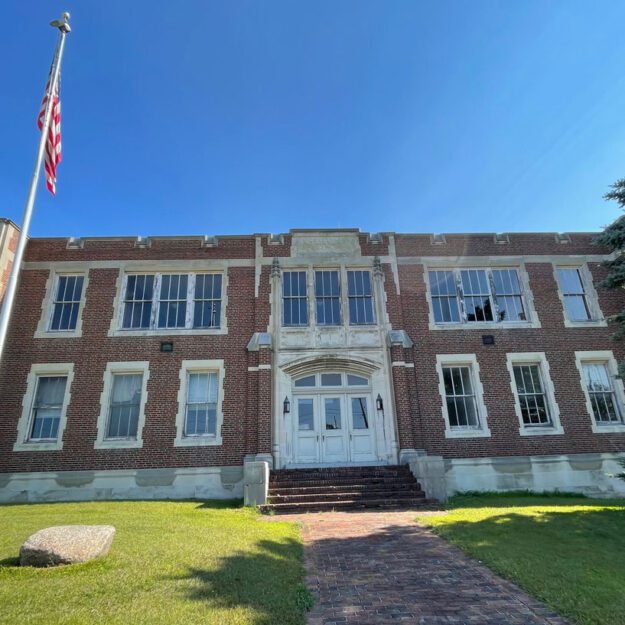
[37,67,62,195]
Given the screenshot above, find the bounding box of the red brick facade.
[1,229,624,484]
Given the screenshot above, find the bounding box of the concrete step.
[268,489,426,504]
[269,482,421,496]
[261,497,434,514]
[269,476,417,488]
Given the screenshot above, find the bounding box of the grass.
[0,500,310,625]
[416,493,625,625]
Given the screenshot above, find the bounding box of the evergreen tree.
[595,178,625,373]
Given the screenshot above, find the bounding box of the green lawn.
[416,494,625,625]
[0,500,310,625]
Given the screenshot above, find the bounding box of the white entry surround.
[269,230,401,468]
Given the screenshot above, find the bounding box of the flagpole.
[0,12,71,364]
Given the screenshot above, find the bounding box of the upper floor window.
[121,273,222,331]
[315,270,341,326]
[556,268,591,322]
[283,271,308,327]
[50,275,84,331]
[347,270,375,325]
[429,268,527,325]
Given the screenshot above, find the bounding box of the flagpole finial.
[50,12,71,33]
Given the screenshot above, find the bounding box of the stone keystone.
[20,525,116,567]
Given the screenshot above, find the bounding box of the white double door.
[294,393,377,464]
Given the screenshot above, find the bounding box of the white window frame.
[506,352,563,436]
[94,361,150,449]
[554,264,606,328]
[108,267,228,337]
[435,354,491,438]
[174,359,225,446]
[279,264,378,331]
[575,351,625,433]
[35,270,89,338]
[13,363,74,451]
[424,263,540,330]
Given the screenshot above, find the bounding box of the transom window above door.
[281,268,376,328]
[294,372,370,388]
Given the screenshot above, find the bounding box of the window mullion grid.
[454,271,467,323]
[487,270,501,322]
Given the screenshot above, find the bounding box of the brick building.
[1,227,625,502]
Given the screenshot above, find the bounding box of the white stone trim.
[13,363,75,451]
[553,263,607,328]
[107,266,228,337]
[34,268,89,339]
[574,350,625,433]
[505,352,564,436]
[423,264,541,331]
[435,354,491,438]
[174,359,225,447]
[94,361,150,449]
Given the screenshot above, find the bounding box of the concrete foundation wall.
[446,453,625,497]
[0,466,244,503]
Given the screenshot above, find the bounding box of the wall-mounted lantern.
[283,396,291,415]
[160,341,174,353]
[376,394,384,412]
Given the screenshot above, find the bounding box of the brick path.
[285,510,570,625]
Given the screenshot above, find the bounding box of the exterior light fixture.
[283,396,291,415]
[160,341,174,353]
[376,394,384,412]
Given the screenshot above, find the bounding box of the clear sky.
[4,1,625,237]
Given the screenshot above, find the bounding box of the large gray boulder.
[20,525,116,567]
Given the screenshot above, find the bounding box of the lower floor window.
[184,372,218,436]
[512,364,551,426]
[582,362,622,424]
[106,373,143,439]
[442,366,480,428]
[30,376,67,440]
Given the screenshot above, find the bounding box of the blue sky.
[4,1,625,237]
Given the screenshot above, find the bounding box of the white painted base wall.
[0,466,244,503]
[445,453,625,497]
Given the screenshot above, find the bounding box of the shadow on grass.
[171,537,311,625]
[0,556,20,568]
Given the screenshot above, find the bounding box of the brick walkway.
[284,510,570,625]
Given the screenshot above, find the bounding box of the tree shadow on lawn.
[446,492,625,510]
[170,537,311,625]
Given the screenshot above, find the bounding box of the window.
[428,268,528,325]
[282,271,308,326]
[582,363,621,424]
[436,355,490,438]
[14,363,74,451]
[293,373,371,388]
[95,362,150,449]
[512,364,550,426]
[506,353,562,435]
[123,275,155,329]
[556,268,591,322]
[49,275,84,331]
[429,271,461,323]
[184,372,219,436]
[158,274,188,329]
[175,360,224,446]
[106,374,143,439]
[315,270,341,325]
[194,274,222,328]
[442,366,480,428]
[29,376,67,440]
[120,273,223,331]
[347,270,375,325]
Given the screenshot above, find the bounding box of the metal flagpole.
[0,12,71,364]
